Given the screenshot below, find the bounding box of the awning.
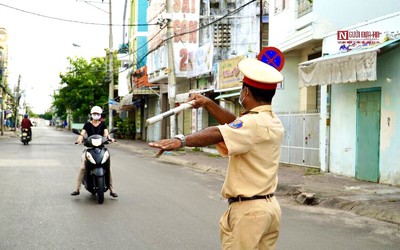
[131,88,159,95]
[215,91,240,100]
[299,37,400,87]
[118,88,160,111]
[119,94,144,111]
[120,94,134,106]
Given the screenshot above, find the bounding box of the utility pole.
[166,1,177,138]
[0,74,5,136]
[14,75,21,132]
[107,0,114,130]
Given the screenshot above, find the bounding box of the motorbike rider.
[21,114,33,139]
[71,106,118,197]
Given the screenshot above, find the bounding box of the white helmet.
[90,106,103,114]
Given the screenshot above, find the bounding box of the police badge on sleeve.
[228,119,243,129]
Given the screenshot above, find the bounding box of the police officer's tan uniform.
[216,58,284,249]
[217,105,283,249]
[148,57,285,250]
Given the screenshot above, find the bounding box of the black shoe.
[110,192,118,198]
[71,191,80,196]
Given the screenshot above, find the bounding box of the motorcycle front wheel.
[96,176,105,204]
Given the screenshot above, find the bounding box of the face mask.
[92,114,101,120]
[238,88,247,107]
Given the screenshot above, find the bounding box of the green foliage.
[116,118,135,139]
[28,111,39,118]
[305,168,321,175]
[52,55,119,119]
[41,112,53,120]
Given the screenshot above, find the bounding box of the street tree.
[52,56,110,121]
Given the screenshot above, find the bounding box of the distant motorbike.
[20,128,32,145]
[72,128,116,204]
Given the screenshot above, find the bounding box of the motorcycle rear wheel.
[96,176,105,204]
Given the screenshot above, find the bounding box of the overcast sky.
[0,0,126,113]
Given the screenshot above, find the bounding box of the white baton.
[146,100,195,126]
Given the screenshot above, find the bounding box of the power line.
[0,3,156,27]
[1,0,258,70]
[134,0,257,67]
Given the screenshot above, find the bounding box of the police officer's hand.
[149,139,182,157]
[187,93,210,109]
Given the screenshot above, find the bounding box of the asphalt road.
[0,123,398,250]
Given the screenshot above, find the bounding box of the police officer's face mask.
[239,87,248,107]
[92,114,101,120]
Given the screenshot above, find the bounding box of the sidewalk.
[115,139,400,225]
[0,130,18,140]
[2,129,399,224]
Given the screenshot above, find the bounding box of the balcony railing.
[298,0,313,18]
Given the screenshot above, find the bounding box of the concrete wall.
[273,54,302,112]
[323,12,400,55]
[312,0,400,33]
[376,48,400,185]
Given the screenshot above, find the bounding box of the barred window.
[275,0,290,15]
[297,0,313,18]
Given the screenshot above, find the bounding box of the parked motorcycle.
[72,128,116,204]
[20,128,31,145]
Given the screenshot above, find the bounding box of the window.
[274,0,290,15]
[297,0,313,18]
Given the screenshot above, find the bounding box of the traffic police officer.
[149,57,284,249]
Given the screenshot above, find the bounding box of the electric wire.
[135,0,257,67]
[0,1,258,75]
[0,2,156,27]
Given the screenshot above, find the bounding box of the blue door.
[356,88,381,182]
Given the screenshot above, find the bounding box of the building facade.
[299,13,400,185]
[117,0,400,185]
[268,0,400,172]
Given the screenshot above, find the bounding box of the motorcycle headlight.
[86,152,96,164]
[101,151,110,164]
[91,138,102,147]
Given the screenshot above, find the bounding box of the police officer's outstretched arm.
[187,93,236,125]
[149,126,223,155]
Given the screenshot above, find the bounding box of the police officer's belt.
[228,194,274,205]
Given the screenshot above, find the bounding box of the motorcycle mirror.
[72,128,81,135]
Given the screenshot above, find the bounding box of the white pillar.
[319,85,329,172]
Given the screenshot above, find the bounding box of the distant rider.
[21,114,33,138]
